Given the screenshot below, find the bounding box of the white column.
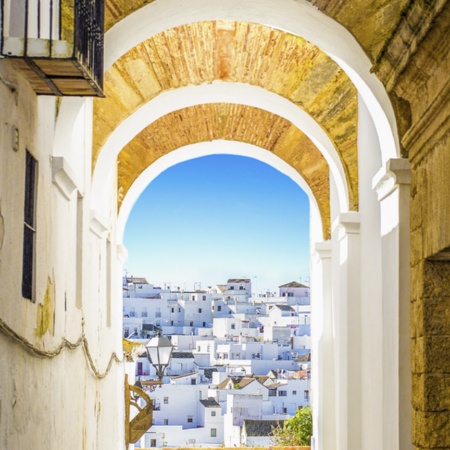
[333,211,361,450]
[373,158,412,450]
[311,240,337,450]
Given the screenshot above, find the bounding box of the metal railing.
[73,0,103,89]
[0,0,104,94]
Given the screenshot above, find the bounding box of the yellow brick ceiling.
[94,18,360,237]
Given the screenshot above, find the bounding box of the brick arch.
[94,21,358,211]
[117,103,331,238]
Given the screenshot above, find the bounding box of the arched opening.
[51,2,409,448]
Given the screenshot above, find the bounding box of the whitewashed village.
[123,277,311,448]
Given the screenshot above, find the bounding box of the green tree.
[271,406,312,446]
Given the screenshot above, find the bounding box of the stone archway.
[54,2,409,449]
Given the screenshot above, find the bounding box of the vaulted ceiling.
[94,0,409,238]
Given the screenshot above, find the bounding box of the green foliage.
[271,406,312,446]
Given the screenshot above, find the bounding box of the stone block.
[412,373,450,412]
[413,336,450,374]
[410,227,424,267]
[413,410,450,448]
[412,260,450,300]
[412,294,450,338]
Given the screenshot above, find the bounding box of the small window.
[190,321,193,326]
[163,397,169,404]
[203,321,206,327]
[171,307,174,313]
[22,150,37,301]
[202,295,206,301]
[279,390,287,397]
[292,390,297,395]
[164,418,169,425]
[198,308,202,313]
[191,378,196,385]
[304,390,310,401]
[192,295,195,300]
[211,428,217,437]
[187,415,193,423]
[217,306,222,311]
[211,411,216,417]
[150,439,157,447]
[231,324,235,330]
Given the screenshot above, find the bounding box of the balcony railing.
[0,0,104,96]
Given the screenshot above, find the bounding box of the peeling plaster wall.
[0,61,124,450]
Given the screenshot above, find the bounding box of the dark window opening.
[22,150,37,301]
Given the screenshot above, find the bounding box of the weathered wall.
[315,0,450,447]
[0,61,124,449]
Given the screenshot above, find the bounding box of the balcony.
[0,0,104,96]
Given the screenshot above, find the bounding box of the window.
[150,439,157,447]
[202,295,206,301]
[211,428,217,437]
[282,407,287,413]
[191,378,196,385]
[304,390,310,401]
[229,286,234,290]
[217,306,222,311]
[211,411,216,417]
[22,150,37,301]
[231,324,235,330]
[163,397,169,404]
[292,390,297,395]
[202,321,206,327]
[190,321,193,326]
[187,415,193,423]
[164,419,169,425]
[198,308,202,313]
[279,390,287,397]
[171,307,174,313]
[192,295,195,300]
[170,320,174,326]
[269,389,276,397]
[141,307,147,317]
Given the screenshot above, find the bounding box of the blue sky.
[124,154,310,293]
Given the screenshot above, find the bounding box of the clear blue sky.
[124,154,310,293]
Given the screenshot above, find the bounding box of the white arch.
[104,0,399,163]
[91,83,349,216]
[116,140,323,244]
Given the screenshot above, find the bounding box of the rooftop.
[279,281,309,288]
[200,398,221,408]
[243,419,284,437]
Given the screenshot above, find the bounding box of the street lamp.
[125,334,174,446]
[145,334,174,382]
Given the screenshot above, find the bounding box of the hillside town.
[123,277,311,448]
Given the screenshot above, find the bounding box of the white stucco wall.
[0,65,124,450]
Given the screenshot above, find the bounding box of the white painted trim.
[52,156,77,200]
